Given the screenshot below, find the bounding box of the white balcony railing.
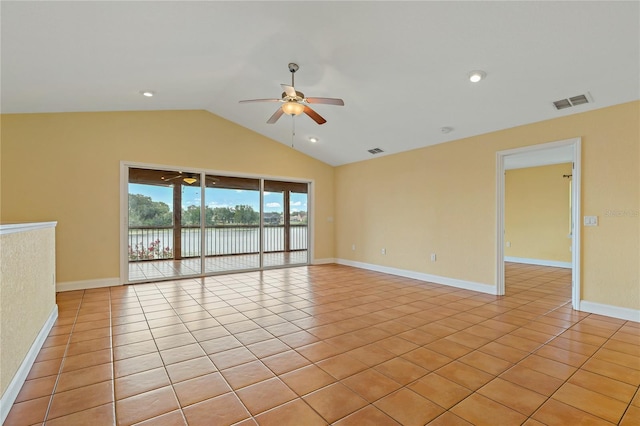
[128,224,307,261]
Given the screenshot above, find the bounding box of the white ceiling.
[2,1,639,166]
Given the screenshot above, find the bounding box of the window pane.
[204,175,260,272]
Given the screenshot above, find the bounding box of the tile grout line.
[40,290,85,425]
[160,266,604,422]
[108,287,117,425]
[132,281,190,425]
[228,266,560,423]
[10,264,637,425]
[177,276,325,424]
[155,273,346,424]
[474,310,625,424]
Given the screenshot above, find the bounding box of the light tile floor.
[129,251,309,281]
[5,263,640,425]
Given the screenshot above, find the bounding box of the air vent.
[368,148,384,155]
[553,94,591,110]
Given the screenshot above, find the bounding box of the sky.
[129,183,307,213]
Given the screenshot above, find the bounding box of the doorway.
[122,164,311,283]
[496,138,581,308]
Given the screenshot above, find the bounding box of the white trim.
[504,257,572,269]
[579,300,640,322]
[0,221,57,235]
[496,152,506,296]
[312,258,336,265]
[199,172,207,275]
[260,179,265,268]
[336,259,496,295]
[307,181,315,266]
[57,277,121,292]
[120,161,128,285]
[496,137,581,309]
[0,305,58,424]
[571,139,582,309]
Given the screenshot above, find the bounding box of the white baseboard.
[56,277,121,292]
[336,259,496,295]
[0,305,58,424]
[312,258,336,265]
[504,256,572,269]
[579,300,640,322]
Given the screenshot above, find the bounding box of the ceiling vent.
[368,148,384,155]
[553,94,591,110]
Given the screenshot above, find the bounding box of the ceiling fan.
[239,63,344,125]
[161,173,218,186]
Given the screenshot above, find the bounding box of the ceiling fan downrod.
[288,62,299,87]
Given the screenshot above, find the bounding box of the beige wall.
[0,225,57,398]
[505,163,572,263]
[335,101,639,310]
[1,103,638,311]
[0,111,335,284]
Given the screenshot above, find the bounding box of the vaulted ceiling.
[2,1,638,166]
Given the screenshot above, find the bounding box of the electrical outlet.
[584,216,598,226]
[506,241,511,247]
[430,253,437,261]
[381,248,386,255]
[352,244,356,251]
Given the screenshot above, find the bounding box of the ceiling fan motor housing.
[281,91,305,101]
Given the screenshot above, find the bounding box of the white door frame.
[496,138,582,308]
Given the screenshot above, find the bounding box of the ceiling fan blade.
[239,98,281,103]
[267,108,285,124]
[303,106,327,125]
[281,84,297,98]
[305,97,345,106]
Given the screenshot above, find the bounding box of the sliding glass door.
[264,180,309,268]
[204,176,261,273]
[126,166,309,282]
[127,168,202,281]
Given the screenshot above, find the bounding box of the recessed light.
[468,70,486,83]
[141,91,155,97]
[440,126,453,134]
[309,137,319,143]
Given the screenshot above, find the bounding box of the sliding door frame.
[120,161,313,284]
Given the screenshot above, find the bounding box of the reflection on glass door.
[128,168,201,281]
[204,176,260,273]
[179,180,203,277]
[289,191,309,261]
[264,180,309,268]
[127,167,309,282]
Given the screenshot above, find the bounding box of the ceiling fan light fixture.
[282,101,305,116]
[468,70,486,83]
[183,177,197,185]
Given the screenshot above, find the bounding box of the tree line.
[128,193,306,227]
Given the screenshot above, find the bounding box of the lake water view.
[128,226,308,259]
